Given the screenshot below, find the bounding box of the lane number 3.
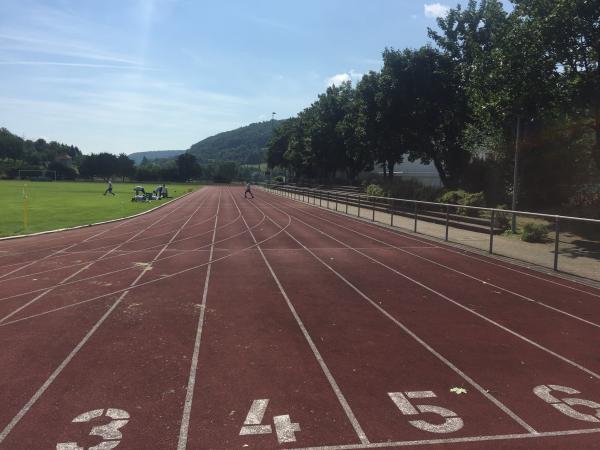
[388,391,464,433]
[56,408,130,450]
[534,384,600,423]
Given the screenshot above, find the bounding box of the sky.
[0,0,509,155]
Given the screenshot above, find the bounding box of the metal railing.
[263,183,600,283]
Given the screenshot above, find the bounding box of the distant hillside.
[128,150,184,165]
[188,120,283,164]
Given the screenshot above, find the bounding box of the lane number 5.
[534,384,600,423]
[56,408,130,450]
[388,391,463,433]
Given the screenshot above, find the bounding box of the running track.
[0,186,599,450]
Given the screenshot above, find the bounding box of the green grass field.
[0,180,201,238]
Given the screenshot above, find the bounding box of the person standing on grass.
[104,179,115,196]
[244,181,254,199]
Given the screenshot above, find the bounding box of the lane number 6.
[534,384,600,423]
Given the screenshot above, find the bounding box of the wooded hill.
[128,150,184,165]
[188,120,283,164]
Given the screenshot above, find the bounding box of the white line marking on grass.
[279,200,600,330]
[230,190,370,445]
[0,191,209,444]
[177,190,221,450]
[248,197,537,434]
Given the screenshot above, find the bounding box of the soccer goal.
[17,169,57,181]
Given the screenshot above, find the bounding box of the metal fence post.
[414,202,418,232]
[445,205,449,241]
[554,216,560,271]
[358,196,361,218]
[372,198,375,221]
[489,210,495,254]
[336,193,338,211]
[346,194,349,214]
[390,198,394,226]
[319,191,322,207]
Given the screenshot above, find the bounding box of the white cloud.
[326,69,363,87]
[424,3,450,18]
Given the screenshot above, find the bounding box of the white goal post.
[17,169,57,180]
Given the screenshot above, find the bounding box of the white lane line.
[0,189,211,445]
[0,211,228,301]
[0,192,202,324]
[0,190,246,296]
[288,427,600,450]
[230,190,370,445]
[0,218,129,281]
[0,192,216,282]
[263,196,600,382]
[279,200,600,330]
[249,198,536,435]
[177,190,221,450]
[0,203,287,330]
[0,197,256,308]
[0,205,218,287]
[271,188,600,299]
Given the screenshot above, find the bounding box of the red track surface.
[1,186,599,450]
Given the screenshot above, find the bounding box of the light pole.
[511,116,521,233]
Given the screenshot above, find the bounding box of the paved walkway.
[294,193,600,283]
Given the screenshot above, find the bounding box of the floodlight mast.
[511,116,521,233]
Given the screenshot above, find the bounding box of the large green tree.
[513,0,600,170]
[176,153,201,181]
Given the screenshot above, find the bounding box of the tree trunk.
[432,156,449,188]
[382,161,387,178]
[387,160,394,180]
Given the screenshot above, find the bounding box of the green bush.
[386,179,442,202]
[439,190,485,217]
[439,189,466,205]
[521,222,549,242]
[493,204,511,230]
[366,184,385,197]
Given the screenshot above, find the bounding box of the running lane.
[251,190,600,445]
[0,188,212,448]
[178,190,364,449]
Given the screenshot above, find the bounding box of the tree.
[403,46,471,188]
[0,128,23,160]
[96,153,119,180]
[176,153,200,181]
[337,83,373,181]
[513,0,600,170]
[116,153,135,182]
[214,161,237,183]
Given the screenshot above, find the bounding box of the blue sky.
[0,0,509,155]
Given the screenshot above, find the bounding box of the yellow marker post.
[23,185,29,230]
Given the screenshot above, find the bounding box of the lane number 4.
[534,384,600,423]
[239,399,300,444]
[56,408,130,450]
[388,391,464,434]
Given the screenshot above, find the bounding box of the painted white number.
[534,384,600,423]
[239,399,300,444]
[56,408,130,450]
[388,391,463,434]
